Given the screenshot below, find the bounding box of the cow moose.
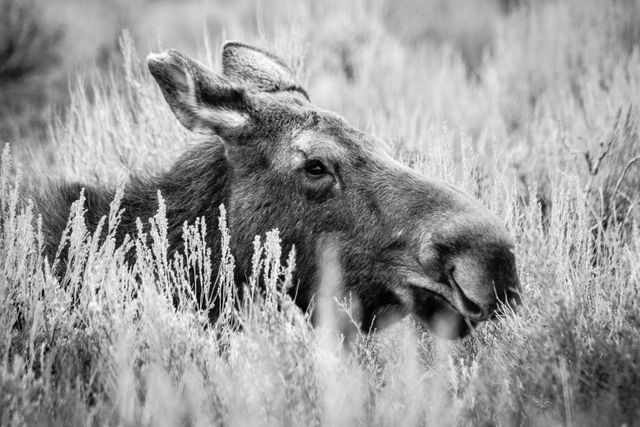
[38,41,521,339]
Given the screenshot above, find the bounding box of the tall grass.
[3,0,640,425]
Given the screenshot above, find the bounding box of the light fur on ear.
[222,41,309,101]
[147,50,250,137]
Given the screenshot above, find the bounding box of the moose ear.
[222,41,309,101]
[147,50,250,137]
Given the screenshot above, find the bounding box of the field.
[2,0,640,425]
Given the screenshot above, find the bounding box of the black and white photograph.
[1,0,639,425]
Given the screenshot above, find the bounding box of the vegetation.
[0,0,63,141]
[2,0,640,425]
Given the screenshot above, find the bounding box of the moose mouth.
[409,286,479,339]
[402,270,491,339]
[405,270,520,339]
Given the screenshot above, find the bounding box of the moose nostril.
[460,295,485,318]
[447,267,487,320]
[505,285,522,307]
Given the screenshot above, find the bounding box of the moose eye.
[304,160,329,177]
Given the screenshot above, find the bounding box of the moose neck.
[148,140,231,264]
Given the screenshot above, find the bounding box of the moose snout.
[448,251,522,321]
[446,266,491,321]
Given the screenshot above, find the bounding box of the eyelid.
[299,152,330,171]
[296,149,339,183]
[305,157,326,166]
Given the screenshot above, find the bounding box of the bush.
[0,0,63,142]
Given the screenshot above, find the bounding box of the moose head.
[146,42,521,339]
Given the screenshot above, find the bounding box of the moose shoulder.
[38,41,521,339]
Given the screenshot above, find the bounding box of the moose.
[38,41,521,339]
